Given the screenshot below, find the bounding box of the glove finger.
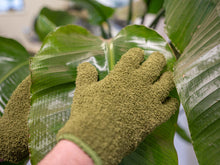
[76,62,98,87]
[0,75,31,163]
[159,97,179,122]
[113,48,144,73]
[138,52,166,83]
[151,71,175,102]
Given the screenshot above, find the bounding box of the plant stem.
[127,0,133,25]
[100,25,108,39]
[149,8,165,29]
[170,42,181,59]
[141,0,151,25]
[106,20,112,38]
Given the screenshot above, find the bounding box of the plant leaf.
[71,0,114,25]
[29,24,178,164]
[176,124,191,143]
[39,7,75,26]
[144,0,164,14]
[164,0,217,53]
[173,2,220,164]
[35,15,56,41]
[0,37,30,116]
[35,7,75,41]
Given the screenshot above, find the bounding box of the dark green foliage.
[35,7,75,41]
[0,37,30,116]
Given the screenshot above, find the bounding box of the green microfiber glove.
[0,76,31,163]
[57,48,179,165]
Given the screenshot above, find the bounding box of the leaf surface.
[164,0,217,52]
[35,7,75,41]
[0,37,30,116]
[29,25,178,164]
[173,2,220,164]
[176,124,191,143]
[40,7,75,26]
[35,15,56,41]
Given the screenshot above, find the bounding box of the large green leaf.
[71,0,114,25]
[164,0,217,53]
[173,2,220,165]
[35,7,75,41]
[29,24,178,164]
[0,37,30,116]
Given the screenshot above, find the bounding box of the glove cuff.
[57,134,102,165]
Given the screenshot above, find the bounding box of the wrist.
[57,134,102,165]
[39,140,94,165]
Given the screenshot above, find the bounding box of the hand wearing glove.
[57,48,179,165]
[0,76,31,163]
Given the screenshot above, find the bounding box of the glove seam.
[57,134,102,165]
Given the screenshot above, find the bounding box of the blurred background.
[0,0,70,52]
[0,0,199,164]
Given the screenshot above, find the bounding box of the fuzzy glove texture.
[0,76,31,163]
[57,48,179,165]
